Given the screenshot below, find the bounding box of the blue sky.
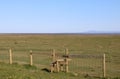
[0,0,120,33]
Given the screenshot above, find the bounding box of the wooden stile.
[50,48,71,73]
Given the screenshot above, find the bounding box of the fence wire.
[0,49,120,78]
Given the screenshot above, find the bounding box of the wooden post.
[65,48,68,56]
[65,48,69,73]
[60,64,64,71]
[56,61,60,72]
[103,53,106,77]
[50,64,54,73]
[50,49,56,73]
[30,50,33,66]
[9,48,12,64]
[52,49,56,62]
[65,59,68,73]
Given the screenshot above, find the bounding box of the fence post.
[65,48,69,73]
[52,49,56,62]
[103,53,106,77]
[9,48,12,64]
[56,61,60,72]
[30,50,33,66]
[65,48,68,55]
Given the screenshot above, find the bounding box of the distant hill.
[83,31,120,34]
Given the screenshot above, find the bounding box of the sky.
[0,0,120,33]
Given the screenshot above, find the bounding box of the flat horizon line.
[0,32,120,35]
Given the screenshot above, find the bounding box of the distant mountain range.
[83,31,120,34]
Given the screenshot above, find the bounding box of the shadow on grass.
[41,68,50,73]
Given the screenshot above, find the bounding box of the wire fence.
[0,48,119,78]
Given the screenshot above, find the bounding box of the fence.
[0,48,119,78]
[50,49,104,77]
[69,53,104,77]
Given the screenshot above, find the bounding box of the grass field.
[0,34,120,79]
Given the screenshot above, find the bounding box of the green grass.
[0,34,120,79]
[0,62,85,79]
